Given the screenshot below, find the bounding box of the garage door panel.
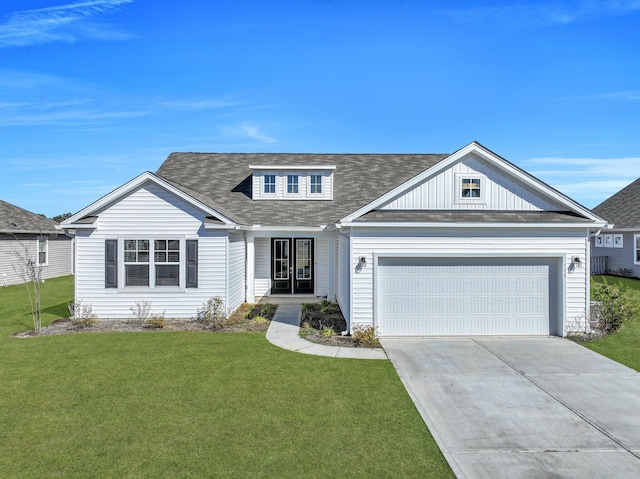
[378,258,555,336]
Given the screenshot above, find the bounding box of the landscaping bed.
[299,300,381,348]
[13,301,277,338]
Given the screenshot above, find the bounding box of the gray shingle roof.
[354,210,589,223]
[593,177,640,229]
[156,153,449,227]
[0,200,58,234]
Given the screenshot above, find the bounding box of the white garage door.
[378,257,557,336]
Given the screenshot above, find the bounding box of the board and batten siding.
[591,232,640,278]
[0,234,72,286]
[227,232,246,313]
[74,183,230,319]
[381,155,560,211]
[348,227,589,336]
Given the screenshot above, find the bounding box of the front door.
[271,238,314,294]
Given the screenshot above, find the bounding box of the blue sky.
[1,0,639,217]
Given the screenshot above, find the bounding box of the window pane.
[168,240,180,250]
[124,251,136,262]
[155,240,166,250]
[287,175,298,193]
[138,240,149,250]
[156,265,179,286]
[155,251,167,262]
[138,252,149,262]
[168,252,180,262]
[39,251,47,264]
[125,265,149,286]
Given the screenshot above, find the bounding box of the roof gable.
[593,177,640,229]
[341,142,605,225]
[0,200,58,234]
[61,172,237,228]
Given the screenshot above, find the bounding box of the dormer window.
[250,164,335,200]
[310,175,322,194]
[264,174,276,194]
[287,175,299,194]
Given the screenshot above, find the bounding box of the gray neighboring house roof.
[0,200,58,234]
[156,153,449,227]
[593,177,640,229]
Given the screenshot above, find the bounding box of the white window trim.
[120,237,185,290]
[634,234,640,265]
[262,174,277,196]
[308,174,323,195]
[36,237,48,266]
[285,174,301,197]
[454,172,487,205]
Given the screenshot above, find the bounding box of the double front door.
[271,238,314,294]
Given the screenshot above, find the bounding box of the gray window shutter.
[105,240,118,288]
[186,240,198,288]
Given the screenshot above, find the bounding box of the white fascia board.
[340,142,605,225]
[340,221,607,229]
[246,225,327,232]
[61,171,236,227]
[249,164,336,170]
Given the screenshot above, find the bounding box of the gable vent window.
[461,178,481,198]
[264,174,276,194]
[310,175,322,194]
[287,175,299,194]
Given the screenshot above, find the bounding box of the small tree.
[10,234,53,331]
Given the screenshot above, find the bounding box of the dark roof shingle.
[156,153,449,227]
[0,200,58,234]
[593,178,640,229]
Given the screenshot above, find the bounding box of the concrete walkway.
[266,303,387,360]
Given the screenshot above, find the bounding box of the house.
[0,200,73,286]
[60,142,606,336]
[591,177,640,278]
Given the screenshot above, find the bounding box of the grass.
[0,276,453,478]
[586,275,640,371]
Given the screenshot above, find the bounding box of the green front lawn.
[0,276,453,478]
[587,275,640,371]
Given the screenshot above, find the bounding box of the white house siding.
[348,227,589,336]
[254,237,270,297]
[315,237,329,297]
[0,234,72,286]
[591,233,640,278]
[227,232,246,313]
[381,155,560,211]
[337,233,351,324]
[74,183,228,319]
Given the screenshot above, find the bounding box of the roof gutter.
[339,221,608,229]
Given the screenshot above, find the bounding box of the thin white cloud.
[0,108,147,127]
[160,96,245,111]
[520,155,640,207]
[441,1,640,28]
[0,0,136,48]
[240,123,278,143]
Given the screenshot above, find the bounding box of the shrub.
[260,303,276,317]
[352,325,380,348]
[130,300,152,321]
[145,314,166,329]
[591,283,638,334]
[321,326,335,338]
[195,297,229,330]
[253,315,268,324]
[69,302,98,330]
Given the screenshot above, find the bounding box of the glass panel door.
[271,239,291,294]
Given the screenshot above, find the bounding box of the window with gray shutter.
[186,240,198,288]
[105,239,118,288]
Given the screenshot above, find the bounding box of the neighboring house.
[0,200,73,286]
[60,142,606,336]
[591,177,640,278]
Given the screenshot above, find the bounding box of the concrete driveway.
[381,337,640,479]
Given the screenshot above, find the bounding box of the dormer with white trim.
[250,164,335,200]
